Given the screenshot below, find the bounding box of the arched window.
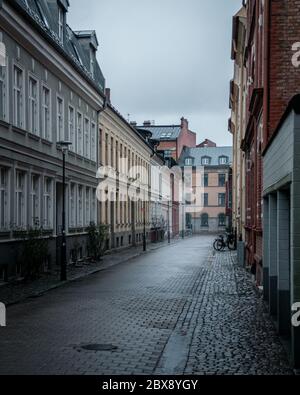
[218,213,226,227]
[201,213,209,227]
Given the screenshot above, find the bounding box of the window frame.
[13,62,25,129]
[56,94,64,142]
[0,166,10,230]
[0,56,9,122]
[68,104,76,151]
[41,83,52,141]
[43,176,54,230]
[28,72,39,136]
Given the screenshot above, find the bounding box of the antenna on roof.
[127,114,130,122]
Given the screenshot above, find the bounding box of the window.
[164,150,172,158]
[78,185,83,227]
[28,76,39,135]
[42,85,51,141]
[218,193,226,207]
[13,65,24,128]
[90,55,94,78]
[68,106,75,150]
[77,112,83,155]
[219,156,229,165]
[43,177,53,229]
[15,171,26,228]
[91,188,96,223]
[219,213,226,227]
[201,156,211,166]
[85,187,90,226]
[58,6,64,43]
[219,174,226,187]
[69,183,76,228]
[204,173,209,187]
[56,96,64,141]
[34,0,49,28]
[84,117,90,159]
[0,61,8,122]
[30,174,40,226]
[203,193,208,207]
[91,122,96,162]
[185,158,193,166]
[0,167,9,230]
[72,43,83,66]
[201,213,209,227]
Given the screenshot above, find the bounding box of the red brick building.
[237,0,300,283]
[138,117,196,161]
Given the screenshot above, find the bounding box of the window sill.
[41,138,52,147]
[0,119,9,129]
[28,132,40,142]
[12,125,27,136]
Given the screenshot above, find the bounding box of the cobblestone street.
[0,236,293,375]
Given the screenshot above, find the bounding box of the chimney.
[105,88,111,105]
[181,117,189,129]
[143,121,152,127]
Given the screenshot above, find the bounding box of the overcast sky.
[68,0,242,146]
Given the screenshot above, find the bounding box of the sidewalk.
[0,238,181,306]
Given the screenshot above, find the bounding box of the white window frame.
[91,188,96,224]
[91,121,96,162]
[30,173,40,227]
[15,170,27,229]
[69,183,76,229]
[68,105,76,151]
[201,157,211,166]
[0,166,10,230]
[78,185,83,227]
[41,83,51,141]
[85,187,91,226]
[13,63,25,129]
[0,56,9,122]
[219,156,229,165]
[43,177,53,230]
[56,95,64,142]
[28,73,39,135]
[77,111,83,156]
[84,117,90,159]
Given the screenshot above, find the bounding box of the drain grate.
[79,344,118,352]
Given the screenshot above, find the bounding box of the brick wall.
[177,118,197,159]
[267,0,300,143]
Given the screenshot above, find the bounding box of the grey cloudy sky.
[68,0,242,146]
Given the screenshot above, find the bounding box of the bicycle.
[213,233,236,252]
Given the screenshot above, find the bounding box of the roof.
[137,125,181,141]
[11,0,105,94]
[179,146,233,167]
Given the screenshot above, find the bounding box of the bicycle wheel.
[213,240,224,252]
[228,240,236,251]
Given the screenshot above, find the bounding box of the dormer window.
[58,6,64,42]
[34,0,49,29]
[90,53,95,77]
[219,156,229,165]
[185,158,194,166]
[201,156,211,166]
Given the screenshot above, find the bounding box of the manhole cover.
[80,344,118,352]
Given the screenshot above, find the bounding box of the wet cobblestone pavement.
[0,236,293,375]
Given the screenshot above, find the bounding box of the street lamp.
[57,141,72,281]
